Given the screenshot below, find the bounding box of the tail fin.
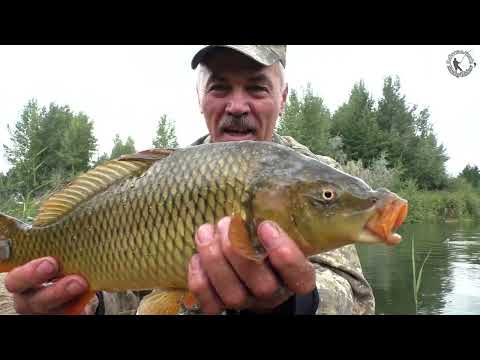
[0,212,24,273]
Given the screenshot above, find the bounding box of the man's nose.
[226,90,250,116]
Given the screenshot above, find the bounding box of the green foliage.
[3,99,44,194]
[325,77,449,190]
[277,88,301,137]
[341,153,403,191]
[324,136,348,165]
[93,152,110,166]
[411,235,431,313]
[277,84,331,155]
[59,112,98,174]
[397,183,480,224]
[330,81,384,167]
[110,134,136,159]
[1,79,474,228]
[375,77,448,190]
[459,164,480,188]
[0,169,43,222]
[152,114,179,149]
[3,99,97,197]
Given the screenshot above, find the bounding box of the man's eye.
[209,84,229,92]
[248,85,268,92]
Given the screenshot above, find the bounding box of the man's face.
[198,49,288,143]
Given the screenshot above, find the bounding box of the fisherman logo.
[446,50,476,78]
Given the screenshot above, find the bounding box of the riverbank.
[398,187,480,224]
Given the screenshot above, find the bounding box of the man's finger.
[188,254,224,315]
[14,275,88,314]
[218,217,280,300]
[194,223,250,310]
[5,257,59,294]
[257,221,315,295]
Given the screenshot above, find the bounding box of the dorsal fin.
[119,148,176,162]
[33,159,152,227]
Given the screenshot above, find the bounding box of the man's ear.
[280,83,288,115]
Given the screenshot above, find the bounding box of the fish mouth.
[358,195,408,246]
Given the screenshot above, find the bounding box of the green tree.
[35,104,72,180]
[4,99,98,196]
[375,76,448,190]
[330,81,384,167]
[94,152,110,166]
[277,88,302,138]
[409,132,449,189]
[152,114,179,148]
[59,112,98,174]
[277,83,331,155]
[376,76,417,166]
[459,164,480,188]
[3,99,44,193]
[110,134,136,159]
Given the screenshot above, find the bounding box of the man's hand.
[188,217,316,314]
[4,257,95,315]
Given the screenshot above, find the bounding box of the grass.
[411,235,432,314]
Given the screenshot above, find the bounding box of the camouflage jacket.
[95,133,375,315]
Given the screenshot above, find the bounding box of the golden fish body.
[2,143,259,291]
[0,141,408,313]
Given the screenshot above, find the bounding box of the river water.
[356,222,480,315]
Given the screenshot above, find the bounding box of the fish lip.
[358,228,403,245]
[361,196,408,245]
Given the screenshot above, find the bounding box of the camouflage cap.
[191,45,287,69]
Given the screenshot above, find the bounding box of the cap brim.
[191,45,275,69]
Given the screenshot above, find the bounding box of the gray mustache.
[219,115,257,132]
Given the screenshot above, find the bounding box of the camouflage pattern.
[96,133,375,316]
[0,273,16,315]
[191,45,287,69]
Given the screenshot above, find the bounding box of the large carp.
[0,141,407,314]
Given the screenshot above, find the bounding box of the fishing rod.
[459,49,473,64]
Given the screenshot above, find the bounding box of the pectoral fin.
[63,290,97,315]
[137,289,198,315]
[229,214,267,263]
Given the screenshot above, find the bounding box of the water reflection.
[356,222,480,315]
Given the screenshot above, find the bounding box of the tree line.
[1,76,479,222]
[1,100,179,202]
[277,76,457,191]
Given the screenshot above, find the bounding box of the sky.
[0,45,478,176]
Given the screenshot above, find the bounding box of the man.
[4,45,375,315]
[453,57,463,72]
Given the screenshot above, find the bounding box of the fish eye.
[322,188,336,201]
[304,187,337,208]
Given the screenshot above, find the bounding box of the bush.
[342,153,403,191]
[396,185,480,223]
